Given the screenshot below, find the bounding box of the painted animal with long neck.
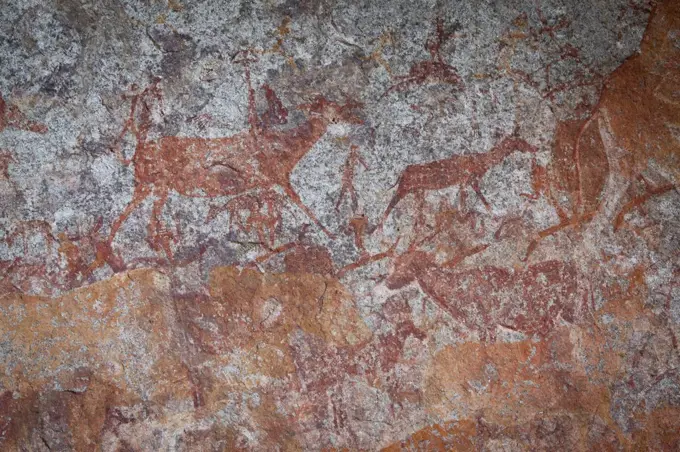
[382,135,538,224]
[106,76,362,264]
[384,242,579,341]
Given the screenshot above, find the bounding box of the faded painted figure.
[386,246,580,341]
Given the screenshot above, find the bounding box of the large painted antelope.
[107,61,362,261]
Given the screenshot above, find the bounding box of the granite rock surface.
[1,0,679,450]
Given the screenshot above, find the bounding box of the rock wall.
[1,0,679,449]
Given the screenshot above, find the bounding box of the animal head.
[495,136,539,159]
[129,78,164,127]
[115,77,164,148]
[297,96,364,125]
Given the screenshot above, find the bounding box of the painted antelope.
[107,58,362,261]
[384,241,580,341]
[381,135,538,225]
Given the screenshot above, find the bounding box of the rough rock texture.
[1,0,679,450]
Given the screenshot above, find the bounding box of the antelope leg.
[109,184,152,243]
[281,183,336,239]
[148,189,174,260]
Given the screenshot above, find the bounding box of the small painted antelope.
[381,135,538,226]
